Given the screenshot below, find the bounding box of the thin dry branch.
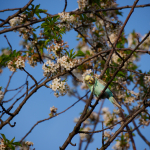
[0,0,33,27]
[20,92,89,142]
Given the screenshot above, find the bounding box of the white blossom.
[79,127,91,140]
[50,106,58,113]
[25,141,34,146]
[0,91,4,103]
[49,78,69,97]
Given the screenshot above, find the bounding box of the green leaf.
[76,50,85,57]
[118,71,126,78]
[13,142,22,146]
[10,137,15,143]
[1,134,6,141]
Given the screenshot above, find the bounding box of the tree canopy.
[0,0,150,150]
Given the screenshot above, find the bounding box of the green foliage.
[41,16,65,44]
[1,134,21,150]
[75,50,85,57]
[0,49,21,68]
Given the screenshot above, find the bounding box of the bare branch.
[0,0,33,27]
[4,35,12,51]
[0,8,21,12]
[63,0,67,12]
[19,92,89,142]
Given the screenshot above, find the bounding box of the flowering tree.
[0,0,150,149]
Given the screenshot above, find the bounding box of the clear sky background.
[0,0,150,150]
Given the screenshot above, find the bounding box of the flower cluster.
[42,54,80,76]
[74,112,99,125]
[9,15,33,41]
[144,76,150,87]
[7,56,25,72]
[49,106,58,117]
[79,127,91,141]
[104,131,114,142]
[9,17,21,27]
[58,12,83,30]
[141,34,150,50]
[9,14,26,27]
[42,60,59,76]
[77,0,89,11]
[0,139,6,150]
[139,112,150,126]
[15,57,25,69]
[50,106,58,113]
[7,61,16,72]
[102,107,118,128]
[1,49,11,56]
[25,141,34,146]
[108,33,117,47]
[49,78,69,97]
[57,55,79,71]
[58,12,76,23]
[112,134,130,150]
[0,90,4,103]
[47,40,69,58]
[128,33,138,48]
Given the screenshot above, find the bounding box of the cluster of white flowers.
[25,141,34,146]
[47,40,68,57]
[139,112,150,126]
[28,57,37,67]
[58,13,84,30]
[112,141,122,150]
[58,12,76,23]
[79,127,91,140]
[77,0,89,11]
[15,57,25,69]
[112,137,130,150]
[89,112,99,122]
[128,33,138,48]
[9,15,33,41]
[140,118,150,126]
[1,49,11,56]
[104,131,114,142]
[74,117,90,125]
[50,106,58,113]
[0,90,4,103]
[140,34,150,50]
[9,17,21,27]
[144,76,150,86]
[7,57,25,72]
[102,107,118,127]
[49,78,69,97]
[7,60,16,72]
[42,55,80,76]
[9,14,26,27]
[0,139,5,150]
[111,53,123,64]
[108,33,117,47]
[42,60,59,76]
[104,131,112,138]
[124,96,135,104]
[58,55,80,70]
[74,112,99,125]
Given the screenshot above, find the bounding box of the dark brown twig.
[4,35,12,51]
[0,0,33,27]
[63,0,67,12]
[0,8,21,12]
[22,68,38,86]
[19,92,89,142]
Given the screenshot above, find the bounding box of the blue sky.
[0,0,150,150]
